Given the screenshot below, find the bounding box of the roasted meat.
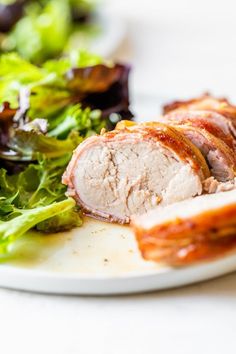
[132,189,236,266]
[117,120,236,182]
[170,125,236,182]
[163,110,236,151]
[62,123,209,224]
[163,93,236,129]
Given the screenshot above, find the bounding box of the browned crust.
[163,93,236,123]
[115,121,210,180]
[133,203,236,266]
[164,110,236,152]
[83,210,129,225]
[173,125,236,180]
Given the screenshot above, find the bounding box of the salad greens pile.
[0,50,132,257]
[0,157,82,255]
[0,0,98,64]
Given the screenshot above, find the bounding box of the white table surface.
[2,1,236,353]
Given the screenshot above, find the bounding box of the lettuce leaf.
[0,52,132,123]
[48,104,104,138]
[0,154,82,256]
[5,131,79,161]
[0,52,132,144]
[4,0,71,64]
[36,206,82,233]
[0,101,17,147]
[66,64,123,92]
[0,101,82,162]
[0,0,98,63]
[0,53,45,107]
[0,156,70,209]
[0,0,25,32]
[0,198,76,255]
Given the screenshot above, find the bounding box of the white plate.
[1,218,236,295]
[1,94,236,295]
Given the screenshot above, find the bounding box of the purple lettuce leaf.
[0,1,27,33]
[65,63,133,122]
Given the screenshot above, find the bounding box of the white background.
[106,0,236,99]
[2,1,236,353]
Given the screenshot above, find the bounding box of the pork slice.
[62,124,209,224]
[163,110,236,150]
[163,94,236,129]
[132,189,236,266]
[173,125,236,182]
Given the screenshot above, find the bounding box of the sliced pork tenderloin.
[117,120,236,182]
[132,189,236,266]
[172,125,236,182]
[163,110,236,151]
[62,123,209,224]
[163,94,236,131]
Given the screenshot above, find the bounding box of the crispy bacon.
[132,189,236,266]
[163,93,236,125]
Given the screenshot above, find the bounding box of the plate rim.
[1,251,236,295]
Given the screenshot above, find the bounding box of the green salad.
[0,50,132,257]
[0,0,98,64]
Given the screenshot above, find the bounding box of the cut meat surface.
[62,123,209,224]
[132,189,236,266]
